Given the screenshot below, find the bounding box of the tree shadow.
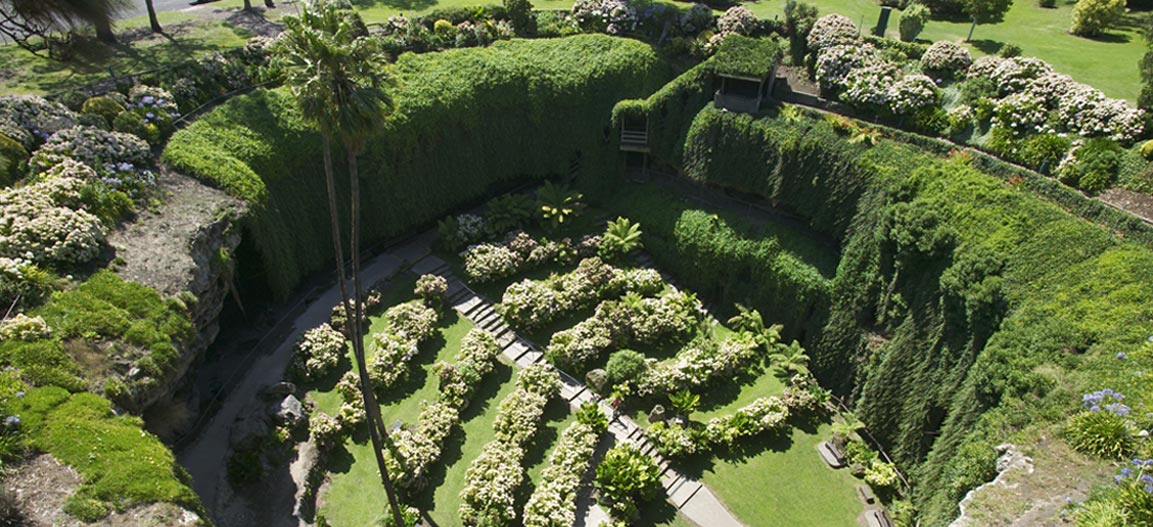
[325,441,357,475]
[513,397,571,516]
[968,39,1004,55]
[348,0,439,11]
[1079,31,1134,44]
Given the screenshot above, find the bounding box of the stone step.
[453,295,482,315]
[468,305,496,323]
[669,480,703,509]
[515,350,543,368]
[503,340,531,361]
[446,285,471,303]
[496,330,517,348]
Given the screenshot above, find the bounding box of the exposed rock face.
[107,169,245,412]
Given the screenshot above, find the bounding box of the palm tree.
[726,304,783,353]
[768,340,811,381]
[144,0,161,33]
[831,416,865,447]
[274,3,403,522]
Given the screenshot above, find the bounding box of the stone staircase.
[408,254,744,527]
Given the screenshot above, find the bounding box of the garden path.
[410,254,746,527]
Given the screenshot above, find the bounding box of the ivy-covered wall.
[635,103,1153,525]
[164,34,671,298]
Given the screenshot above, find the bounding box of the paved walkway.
[410,254,746,527]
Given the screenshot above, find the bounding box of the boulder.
[272,394,306,428]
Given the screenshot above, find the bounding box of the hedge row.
[633,104,1153,525]
[164,34,671,298]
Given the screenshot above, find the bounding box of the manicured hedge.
[165,35,670,298]
[633,104,1153,525]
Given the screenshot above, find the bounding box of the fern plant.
[599,216,643,261]
[536,181,584,231]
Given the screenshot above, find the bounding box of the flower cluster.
[498,257,620,329]
[637,336,759,396]
[414,273,448,305]
[0,95,77,148]
[989,57,1054,96]
[292,323,346,382]
[1114,459,1153,494]
[463,243,524,283]
[647,420,701,457]
[1083,388,1130,417]
[815,44,879,91]
[920,41,971,75]
[0,177,106,266]
[806,14,858,53]
[992,92,1051,137]
[390,328,502,489]
[966,56,1005,80]
[385,301,439,343]
[308,411,344,446]
[29,126,155,197]
[1026,72,1079,108]
[522,422,601,526]
[0,314,50,342]
[678,3,713,34]
[545,290,701,369]
[572,0,638,35]
[1056,86,1145,142]
[116,85,181,145]
[887,75,939,115]
[704,395,790,446]
[365,302,439,391]
[459,364,560,525]
[842,62,899,108]
[716,6,757,36]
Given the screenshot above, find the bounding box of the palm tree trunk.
[145,0,162,33]
[347,144,406,524]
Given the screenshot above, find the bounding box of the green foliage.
[599,216,643,261]
[3,387,200,520]
[1066,410,1133,459]
[769,340,811,381]
[1140,140,1153,161]
[712,35,782,80]
[576,401,609,434]
[504,0,536,36]
[0,133,29,185]
[166,35,669,297]
[963,0,1014,24]
[80,96,125,128]
[864,460,901,490]
[484,193,535,236]
[604,349,648,388]
[594,443,661,518]
[1060,139,1123,194]
[898,4,928,43]
[1071,0,1125,37]
[537,181,585,231]
[668,389,701,416]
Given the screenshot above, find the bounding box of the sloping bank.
[605,69,1153,525]
[163,34,670,299]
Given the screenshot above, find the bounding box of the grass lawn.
[743,0,1146,101]
[692,422,864,527]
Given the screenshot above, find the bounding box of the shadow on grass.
[968,39,1005,55]
[348,0,439,10]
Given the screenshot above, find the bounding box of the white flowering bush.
[414,273,448,305]
[464,243,525,283]
[716,6,757,36]
[966,55,1005,81]
[992,91,1053,137]
[704,396,790,446]
[115,85,181,145]
[498,257,622,329]
[647,421,702,458]
[0,95,77,147]
[1056,86,1146,142]
[571,0,638,35]
[887,75,940,115]
[638,336,759,396]
[920,41,971,75]
[522,422,600,526]
[1027,72,1079,108]
[369,331,420,390]
[609,267,665,295]
[546,290,698,369]
[842,62,899,108]
[815,44,879,91]
[990,57,1053,96]
[0,314,50,342]
[547,319,614,369]
[946,104,975,134]
[308,412,344,446]
[0,178,106,266]
[460,364,559,525]
[806,14,858,52]
[678,3,713,34]
[29,126,155,197]
[385,301,438,342]
[293,323,346,381]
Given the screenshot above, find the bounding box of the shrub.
[991,91,1050,137]
[80,97,126,128]
[415,274,448,306]
[816,44,880,91]
[842,62,899,108]
[920,41,972,76]
[594,443,661,519]
[887,74,940,115]
[806,14,859,53]
[29,126,155,198]
[865,460,901,490]
[1066,410,1132,458]
[716,6,757,36]
[898,4,928,42]
[599,217,643,261]
[571,0,638,35]
[0,314,51,342]
[0,133,28,184]
[1057,139,1123,194]
[998,43,1022,57]
[292,323,346,382]
[522,421,601,527]
[385,301,438,342]
[485,193,535,236]
[0,177,106,267]
[505,0,537,35]
[0,96,77,147]
[1142,140,1153,160]
[648,421,702,457]
[605,349,648,387]
[1071,0,1125,37]
[990,56,1053,96]
[679,4,714,35]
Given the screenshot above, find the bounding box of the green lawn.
[695,422,865,527]
[743,0,1146,101]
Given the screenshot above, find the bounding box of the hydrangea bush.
[637,335,759,396]
[0,95,77,148]
[815,44,879,91]
[0,314,51,342]
[920,41,971,75]
[716,6,757,36]
[887,75,940,115]
[842,62,899,108]
[992,92,1052,137]
[0,177,106,266]
[292,323,347,381]
[522,421,601,526]
[414,273,448,305]
[29,126,155,197]
[571,0,638,35]
[385,301,438,342]
[806,14,858,53]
